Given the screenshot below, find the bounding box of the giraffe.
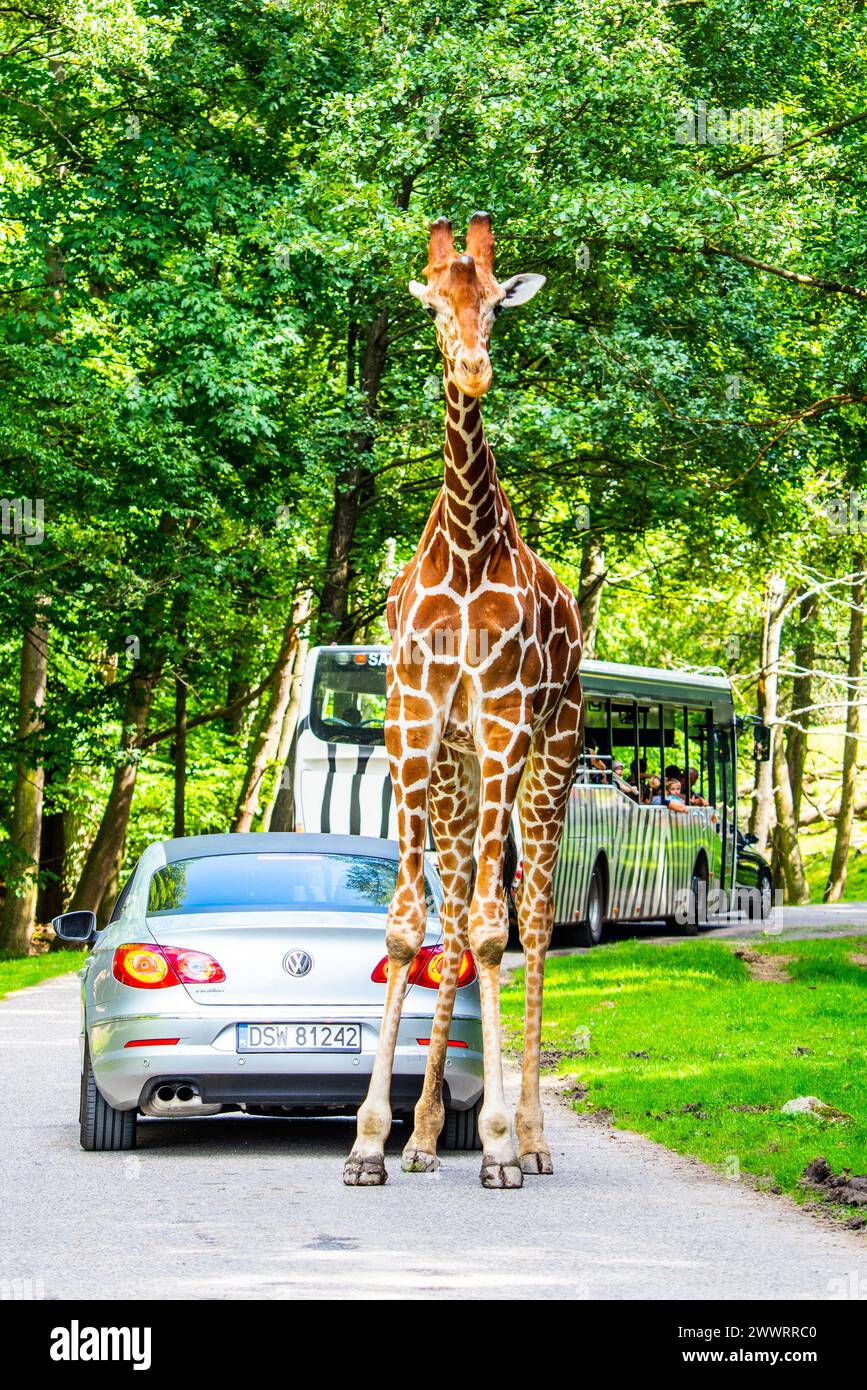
[344,213,584,1190]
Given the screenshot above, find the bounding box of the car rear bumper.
[138,1071,467,1113]
[88,1009,483,1112]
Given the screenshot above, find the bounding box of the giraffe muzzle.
[454,350,493,398]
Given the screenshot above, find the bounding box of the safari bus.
[286,645,773,944]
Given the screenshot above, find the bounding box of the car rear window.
[147,853,438,916]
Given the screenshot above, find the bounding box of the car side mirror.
[753,724,771,762]
[52,910,97,947]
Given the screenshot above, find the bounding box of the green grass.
[502,937,867,1221]
[0,951,85,1000]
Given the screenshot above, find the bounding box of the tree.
[824,556,865,901]
[1,603,49,952]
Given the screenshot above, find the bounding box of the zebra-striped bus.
[290,646,761,944]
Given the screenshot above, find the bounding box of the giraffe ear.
[408,279,428,302]
[498,273,546,308]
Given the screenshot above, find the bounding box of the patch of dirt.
[729,1103,772,1114]
[849,952,867,969]
[733,947,794,982]
[586,1106,615,1126]
[538,1046,590,1069]
[558,1074,588,1104]
[628,1049,650,1058]
[680,1101,709,1119]
[801,1156,867,1209]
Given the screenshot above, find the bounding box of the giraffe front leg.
[471,722,531,1190]
[344,689,441,1187]
[515,679,583,1175]
[402,748,478,1172]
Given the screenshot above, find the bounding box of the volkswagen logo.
[283,949,313,978]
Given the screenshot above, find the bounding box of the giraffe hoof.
[343,1152,387,1186]
[480,1158,524,1189]
[401,1147,440,1173]
[520,1151,554,1175]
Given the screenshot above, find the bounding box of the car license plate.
[236,1022,362,1053]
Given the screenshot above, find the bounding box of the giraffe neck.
[440,364,506,557]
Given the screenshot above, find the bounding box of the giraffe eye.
[492,303,503,319]
[426,306,437,320]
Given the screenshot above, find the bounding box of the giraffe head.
[409,213,545,398]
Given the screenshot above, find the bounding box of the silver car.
[53,834,483,1152]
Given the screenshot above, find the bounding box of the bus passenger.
[665,778,688,813]
[612,760,639,799]
[686,767,708,806]
[586,740,609,784]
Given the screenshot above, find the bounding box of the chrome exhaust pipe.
[143,1082,221,1117]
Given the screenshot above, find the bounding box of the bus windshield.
[311,650,387,745]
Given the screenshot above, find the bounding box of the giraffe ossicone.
[343,213,584,1191]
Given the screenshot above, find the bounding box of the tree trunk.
[262,597,311,831]
[317,309,389,642]
[36,805,66,925]
[69,661,159,913]
[0,604,50,954]
[772,720,810,904]
[824,554,865,902]
[786,589,818,823]
[97,858,120,930]
[173,674,187,838]
[232,600,308,833]
[749,575,787,855]
[577,527,605,658]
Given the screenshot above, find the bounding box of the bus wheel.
[571,864,606,949]
[682,861,709,936]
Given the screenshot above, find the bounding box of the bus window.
[659,705,688,808]
[577,698,612,784]
[638,704,670,803]
[610,701,640,799]
[686,709,713,807]
[310,650,387,745]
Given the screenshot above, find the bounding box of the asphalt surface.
[502,900,867,973]
[2,966,866,1301]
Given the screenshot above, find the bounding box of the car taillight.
[371,946,476,989]
[163,947,226,983]
[112,944,225,989]
[113,945,178,989]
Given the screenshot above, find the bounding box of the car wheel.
[441,1099,482,1151]
[749,868,774,921]
[80,1041,137,1151]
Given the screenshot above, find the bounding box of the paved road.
[1,973,865,1301]
[525,900,867,965]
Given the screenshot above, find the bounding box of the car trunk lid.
[144,909,440,1007]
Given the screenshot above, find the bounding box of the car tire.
[749,868,774,921]
[80,1041,137,1151]
[441,1099,482,1151]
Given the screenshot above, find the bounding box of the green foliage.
[0,0,865,895]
